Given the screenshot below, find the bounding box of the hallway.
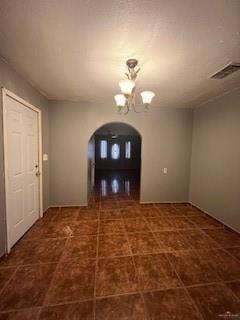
[94,170,140,202]
[0,171,240,319]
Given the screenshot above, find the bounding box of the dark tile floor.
[0,170,240,319]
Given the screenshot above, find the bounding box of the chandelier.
[114,59,155,114]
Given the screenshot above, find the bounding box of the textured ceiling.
[0,0,240,108]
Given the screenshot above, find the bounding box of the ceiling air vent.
[210,62,240,79]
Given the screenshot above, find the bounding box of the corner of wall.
[187,107,195,202]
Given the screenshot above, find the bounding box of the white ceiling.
[0,0,239,108]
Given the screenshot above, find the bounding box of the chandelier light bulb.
[141,91,155,105]
[119,79,135,96]
[114,94,126,107]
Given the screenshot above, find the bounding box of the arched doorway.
[87,122,142,204]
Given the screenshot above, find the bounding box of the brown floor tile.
[95,293,145,320]
[98,234,131,258]
[60,206,80,212]
[172,203,191,209]
[139,204,155,209]
[188,283,240,319]
[0,308,40,320]
[78,208,99,220]
[0,268,15,290]
[87,202,100,210]
[134,254,181,290]
[42,207,60,219]
[61,236,97,261]
[63,220,98,236]
[96,257,139,297]
[227,247,240,261]
[188,215,224,229]
[225,280,240,300]
[46,260,95,304]
[154,203,172,209]
[120,208,141,219]
[143,288,201,319]
[204,228,240,248]
[42,211,59,222]
[128,233,160,255]
[119,200,137,208]
[154,231,192,252]
[138,208,159,218]
[1,239,66,266]
[124,218,151,233]
[100,209,122,220]
[147,217,195,232]
[168,250,220,286]
[0,264,56,311]
[181,207,204,217]
[184,229,220,249]
[52,210,79,222]
[23,221,72,240]
[172,216,197,229]
[200,249,240,281]
[39,300,93,320]
[1,171,239,316]
[101,202,119,210]
[99,219,125,234]
[157,207,184,217]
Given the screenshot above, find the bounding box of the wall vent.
[209,62,240,79]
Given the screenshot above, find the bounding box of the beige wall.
[190,89,240,232]
[49,100,193,206]
[0,58,49,256]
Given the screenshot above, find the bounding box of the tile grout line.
[222,280,240,304]
[1,279,238,316]
[92,209,100,320]
[37,234,70,320]
[1,194,240,318]
[221,246,240,264]
[124,211,150,320]
[145,207,205,316]
[145,214,205,320]
[146,210,240,319]
[0,265,20,297]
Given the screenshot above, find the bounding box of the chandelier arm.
[132,103,142,113]
[123,103,130,115]
[131,92,141,113]
[118,106,123,114]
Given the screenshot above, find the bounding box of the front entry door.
[109,140,121,170]
[4,93,40,251]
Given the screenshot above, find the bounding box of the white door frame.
[2,88,43,253]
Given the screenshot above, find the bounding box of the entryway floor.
[0,171,240,319]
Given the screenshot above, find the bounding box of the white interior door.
[3,94,40,251]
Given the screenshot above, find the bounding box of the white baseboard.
[43,206,50,214]
[140,200,189,204]
[189,201,240,235]
[47,204,88,208]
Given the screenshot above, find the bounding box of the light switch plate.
[43,154,48,161]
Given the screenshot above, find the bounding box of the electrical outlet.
[163,167,168,174]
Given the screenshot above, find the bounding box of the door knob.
[35,171,41,177]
